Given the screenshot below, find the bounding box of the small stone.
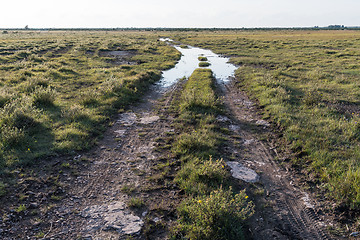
[226,161,260,183]
[350,232,359,237]
[216,115,230,122]
[229,125,240,131]
[82,235,92,240]
[81,201,143,235]
[256,119,270,127]
[140,115,160,124]
[28,202,39,209]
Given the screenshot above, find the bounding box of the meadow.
[171,30,360,209]
[0,31,180,189]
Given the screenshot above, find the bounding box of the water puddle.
[158,38,237,87]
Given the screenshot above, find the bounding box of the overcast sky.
[1,0,359,28]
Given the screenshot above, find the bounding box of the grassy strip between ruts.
[170,68,254,240]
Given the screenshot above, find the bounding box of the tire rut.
[38,83,182,240]
[220,81,333,240]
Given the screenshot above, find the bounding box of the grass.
[171,30,360,210]
[198,56,208,61]
[198,61,211,67]
[170,68,254,239]
[128,197,145,208]
[0,31,180,182]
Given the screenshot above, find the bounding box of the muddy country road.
[1,39,337,239]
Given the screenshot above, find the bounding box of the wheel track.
[221,81,333,240]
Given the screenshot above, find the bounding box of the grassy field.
[0,31,180,189]
[171,30,360,209]
[171,68,253,240]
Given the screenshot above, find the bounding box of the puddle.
[159,38,173,42]
[158,39,237,88]
[226,161,260,183]
[99,50,135,57]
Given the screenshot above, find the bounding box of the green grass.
[198,61,211,67]
[0,31,180,185]
[171,30,360,209]
[198,56,208,61]
[171,68,254,239]
[128,197,145,208]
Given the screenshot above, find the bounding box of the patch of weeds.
[128,197,145,208]
[35,232,45,239]
[31,86,56,107]
[50,194,63,201]
[175,187,254,240]
[138,132,147,138]
[61,162,71,169]
[15,204,27,213]
[175,158,229,195]
[199,61,211,67]
[0,181,7,197]
[198,56,208,61]
[131,168,145,176]
[121,184,136,194]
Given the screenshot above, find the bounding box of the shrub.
[128,197,145,208]
[176,187,254,240]
[19,77,49,93]
[303,89,322,106]
[61,104,89,122]
[173,129,218,159]
[175,158,229,195]
[0,87,14,108]
[31,86,56,106]
[0,125,25,149]
[0,97,39,129]
[79,91,99,106]
[0,181,7,197]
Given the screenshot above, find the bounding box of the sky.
[1,0,360,28]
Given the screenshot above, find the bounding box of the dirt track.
[220,80,335,240]
[0,75,339,239]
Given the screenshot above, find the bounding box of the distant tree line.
[1,26,359,32]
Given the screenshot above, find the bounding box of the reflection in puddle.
[158,40,237,88]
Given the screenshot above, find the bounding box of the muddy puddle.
[158,38,237,87]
